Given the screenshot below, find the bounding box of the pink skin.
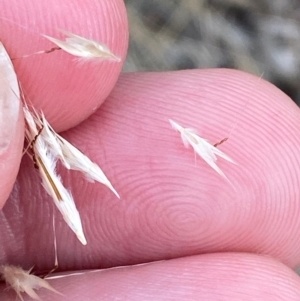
[0,0,128,132]
[1,1,300,300]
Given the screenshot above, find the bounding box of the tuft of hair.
[0,265,61,300]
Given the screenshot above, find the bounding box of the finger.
[0,50,24,209]
[2,69,300,272]
[1,253,300,301]
[0,0,128,131]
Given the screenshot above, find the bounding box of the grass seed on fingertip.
[169,119,235,181]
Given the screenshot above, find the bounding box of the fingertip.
[76,69,300,268]
[0,43,24,209]
[0,0,128,131]
[0,96,24,209]
[10,253,300,301]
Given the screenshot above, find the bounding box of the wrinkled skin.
[1,1,300,300]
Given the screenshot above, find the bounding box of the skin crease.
[1,2,300,301]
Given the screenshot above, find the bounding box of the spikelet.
[43,29,121,61]
[169,119,235,180]
[22,105,120,244]
[0,265,61,300]
[40,114,120,198]
[23,105,87,245]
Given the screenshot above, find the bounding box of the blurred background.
[124,0,300,105]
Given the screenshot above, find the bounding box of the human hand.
[1,1,300,300]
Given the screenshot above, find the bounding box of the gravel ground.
[124,0,300,105]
